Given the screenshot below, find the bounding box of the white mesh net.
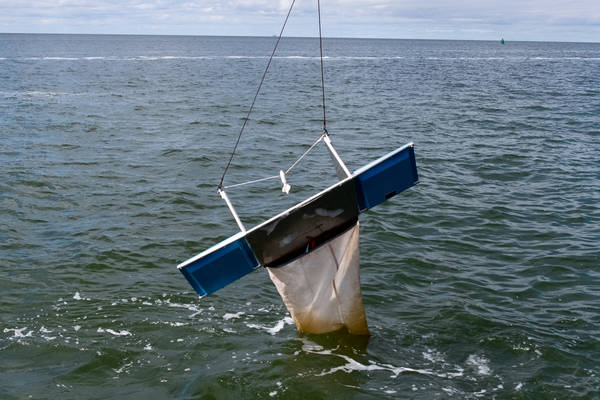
[267,222,369,335]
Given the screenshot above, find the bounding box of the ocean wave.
[2,35,599,399]
[0,55,446,62]
[4,55,599,63]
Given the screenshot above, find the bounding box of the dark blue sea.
[1,33,599,399]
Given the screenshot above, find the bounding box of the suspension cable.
[285,132,325,174]
[217,0,297,190]
[317,0,327,134]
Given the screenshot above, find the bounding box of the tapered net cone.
[267,222,369,335]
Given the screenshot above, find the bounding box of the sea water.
[1,34,599,398]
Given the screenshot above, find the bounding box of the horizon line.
[1,32,599,45]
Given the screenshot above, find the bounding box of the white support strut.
[323,134,352,178]
[218,188,246,233]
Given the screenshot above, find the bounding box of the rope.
[224,175,280,190]
[218,0,331,192]
[285,133,324,174]
[218,0,296,191]
[317,0,327,133]
[224,133,325,190]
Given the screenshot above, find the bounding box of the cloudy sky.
[1,0,599,42]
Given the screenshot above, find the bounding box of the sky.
[1,0,599,42]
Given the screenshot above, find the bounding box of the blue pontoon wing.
[353,143,418,211]
[178,143,418,297]
[178,236,259,297]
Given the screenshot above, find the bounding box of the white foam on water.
[466,354,491,376]
[113,361,133,374]
[4,327,34,339]
[314,353,407,378]
[24,91,68,97]
[512,343,531,351]
[206,55,411,62]
[268,381,284,397]
[107,329,131,336]
[166,300,201,314]
[302,342,464,379]
[442,387,460,395]
[223,311,245,320]
[524,56,600,61]
[73,292,82,300]
[301,341,325,353]
[129,55,210,60]
[97,327,131,336]
[38,326,57,341]
[154,299,204,318]
[280,55,313,59]
[422,348,445,363]
[246,316,294,335]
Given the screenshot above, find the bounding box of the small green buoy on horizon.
[500,38,505,45]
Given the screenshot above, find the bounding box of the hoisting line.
[218,0,297,191]
[317,0,327,134]
[218,0,332,192]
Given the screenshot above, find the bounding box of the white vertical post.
[218,188,246,233]
[323,134,352,178]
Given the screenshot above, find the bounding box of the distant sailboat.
[177,0,419,335]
